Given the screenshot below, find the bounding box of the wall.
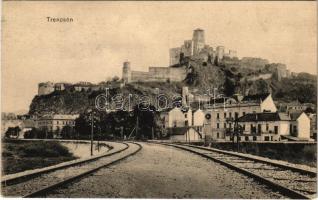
[169,47,181,65]
[297,113,311,138]
[247,73,272,81]
[131,71,150,82]
[193,110,205,126]
[129,66,187,83]
[170,128,202,142]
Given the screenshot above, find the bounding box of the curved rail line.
[2,141,128,186]
[158,142,316,199]
[2,142,142,197]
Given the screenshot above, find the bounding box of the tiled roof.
[238,112,290,122]
[289,112,303,121]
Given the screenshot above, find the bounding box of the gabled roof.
[241,93,270,102]
[238,112,290,122]
[289,111,303,121]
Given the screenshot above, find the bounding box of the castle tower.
[192,28,205,56]
[122,61,131,83]
[216,46,225,60]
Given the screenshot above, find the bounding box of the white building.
[231,111,311,141]
[289,112,311,139]
[203,93,277,141]
[37,114,79,133]
[160,107,192,128]
[234,112,291,141]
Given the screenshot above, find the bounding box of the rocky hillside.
[29,57,317,115]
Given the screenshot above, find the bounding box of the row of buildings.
[159,91,316,142]
[4,91,316,142]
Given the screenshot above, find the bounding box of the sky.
[2,1,317,113]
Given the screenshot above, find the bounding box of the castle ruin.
[122,61,187,83]
[169,28,237,65]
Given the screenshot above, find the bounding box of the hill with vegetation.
[29,57,317,116]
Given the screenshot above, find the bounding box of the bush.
[21,141,72,157]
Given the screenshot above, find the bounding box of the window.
[224,123,226,128]
[264,136,270,141]
[251,125,256,134]
[271,136,273,141]
[242,112,246,116]
[217,113,219,119]
[235,112,239,120]
[224,113,226,118]
[253,136,257,141]
[185,114,187,118]
[245,136,249,141]
[229,123,232,128]
[217,123,219,128]
[258,124,262,134]
[185,121,189,126]
[217,132,219,138]
[274,126,278,134]
[229,112,232,118]
[266,124,269,131]
[242,125,245,131]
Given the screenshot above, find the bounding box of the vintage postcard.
[1,1,317,199]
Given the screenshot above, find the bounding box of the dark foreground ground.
[45,142,285,198]
[1,140,76,175]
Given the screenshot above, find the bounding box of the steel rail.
[183,143,317,176]
[160,142,311,199]
[23,142,142,198]
[2,141,129,186]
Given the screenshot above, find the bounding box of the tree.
[5,126,21,138]
[74,114,91,139]
[61,125,73,139]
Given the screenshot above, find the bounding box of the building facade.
[233,111,311,141]
[36,114,79,133]
[203,93,277,141]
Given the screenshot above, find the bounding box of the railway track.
[1,142,142,197]
[160,142,316,199]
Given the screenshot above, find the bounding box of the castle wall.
[169,47,181,66]
[129,66,187,83]
[168,67,187,82]
[181,40,194,57]
[131,71,150,82]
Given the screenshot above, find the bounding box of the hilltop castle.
[122,28,238,84]
[170,28,237,65]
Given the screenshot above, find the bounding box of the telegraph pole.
[90,112,94,156]
[135,116,139,140]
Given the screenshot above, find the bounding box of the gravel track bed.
[172,144,317,198]
[2,142,130,197]
[45,143,286,198]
